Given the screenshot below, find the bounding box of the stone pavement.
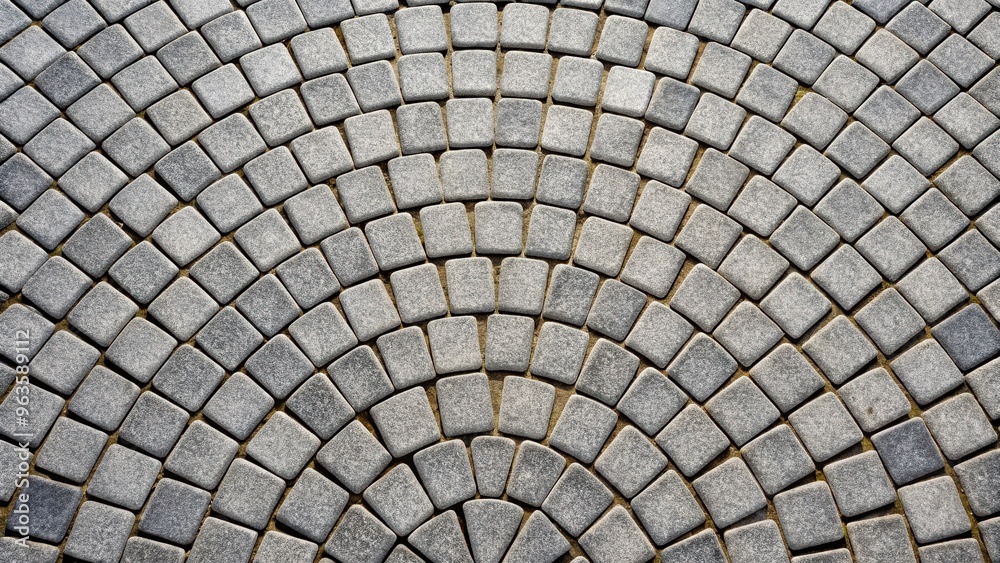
[1,0,1000,561]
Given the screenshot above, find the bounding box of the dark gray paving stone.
[935,92,1000,150]
[213,458,285,530]
[409,511,473,563]
[34,416,107,483]
[718,236,788,302]
[76,26,142,81]
[420,202,473,258]
[320,227,379,287]
[675,204,742,269]
[203,372,274,441]
[0,87,60,148]
[164,420,238,490]
[375,327,434,390]
[324,505,395,563]
[773,482,843,550]
[362,464,433,536]
[899,476,971,543]
[503,511,570,563]
[741,423,814,496]
[655,404,729,477]
[631,470,704,547]
[149,344,223,413]
[328,345,394,412]
[871,417,945,485]
[579,505,655,563]
[659,529,727,563]
[667,332,739,403]
[121,537,185,563]
[5,476,81,544]
[542,265,600,327]
[316,421,390,496]
[110,57,178,113]
[967,358,1000,420]
[955,449,1000,518]
[285,372,354,440]
[824,450,897,517]
[693,457,767,529]
[802,314,878,384]
[855,288,926,355]
[68,365,140,432]
[138,478,210,545]
[499,376,555,440]
[413,439,477,510]
[254,531,319,563]
[506,441,566,507]
[26,329,97,396]
[731,9,792,62]
[636,127,699,186]
[670,264,741,333]
[705,376,780,446]
[620,237,684,300]
[300,74,361,125]
[276,468,349,543]
[387,154,442,210]
[470,436,516,498]
[60,502,136,563]
[464,500,521,563]
[723,519,789,563]
[233,274,301,339]
[16,189,85,252]
[344,109,400,167]
[918,539,985,563]
[246,412,320,480]
[586,281,646,343]
[497,258,548,316]
[365,212,426,271]
[427,316,482,374]
[844,514,915,563]
[839,368,911,433]
[938,230,1000,293]
[187,517,257,563]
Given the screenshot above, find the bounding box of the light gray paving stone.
[154,142,223,205]
[326,345,393,413]
[232,274,301,340]
[705,376,779,446]
[201,11,262,64]
[542,395,615,465]
[343,109,400,167]
[503,511,570,563]
[574,218,634,278]
[839,368,911,433]
[0,86,59,149]
[498,258,549,316]
[536,154,588,209]
[364,213,425,271]
[967,358,1000,420]
[659,530,727,563]
[670,264,741,333]
[688,90,753,148]
[474,201,523,255]
[731,9,792,63]
[34,417,107,483]
[409,511,473,563]
[137,478,209,545]
[499,3,549,50]
[593,425,666,499]
[451,50,496,98]
[691,42,751,100]
[427,316,482,374]
[470,436,516,498]
[300,73,360,125]
[500,51,552,100]
[316,420,391,495]
[645,77,700,132]
[918,539,985,563]
[844,514,915,563]
[625,301,692,369]
[724,519,789,563]
[675,204,742,269]
[506,441,566,507]
[854,288,925,355]
[118,390,188,459]
[370,386,439,458]
[245,0,306,44]
[589,113,645,167]
[769,206,840,272]
[65,281,137,347]
[27,331,97,398]
[495,98,543,149]
[632,470,705,547]
[15,189,86,252]
[389,264,447,323]
[718,236,788,302]
[924,392,996,460]
[146,89,214,147]
[66,85,132,146]
[617,368,687,436]
[246,412,320,480]
[164,420,238,490]
[541,463,612,538]
[288,28,347,80]
[730,116,797,175]
[726,178,795,240]
[276,468,349,543]
[620,237,684,299]
[576,338,641,406]
[547,8,598,55]
[450,3,497,48]
[884,1,949,55]
[667,331,739,402]
[21,255,91,319]
[540,105,593,157]
[462,499,521,563]
[855,29,919,84]
[445,98,494,149]
[760,273,832,339]
[937,231,1000,294]
[773,147,840,210]
[436,373,494,437]
[772,29,836,86]
[899,476,971,543]
[781,93,849,151]
[530,321,589,385]
[213,459,284,531]
[120,537,185,563]
[324,505,395,563]
[644,26,699,78]
[297,0,352,25]
[397,55,448,105]
[76,25,142,81]
[895,59,961,116]
[150,344,223,412]
[63,500,134,563]
[68,365,140,432]
[362,464,433,536]
[824,451,897,517]
[420,202,473,258]
[551,56,603,107]
[582,165,639,223]
[541,264,599,327]
[936,93,1000,151]
[955,449,1000,518]
[524,204,577,261]
[387,154,442,211]
[685,149,749,211]
[254,531,319,563]
[789,392,863,463]
[897,257,967,323]
[110,57,177,113]
[871,417,945,485]
[485,315,533,372]
[741,423,815,496]
[375,327,434,390]
[654,404,728,477]
[203,373,275,441]
[693,457,767,529]
[774,482,843,550]
[414,439,477,509]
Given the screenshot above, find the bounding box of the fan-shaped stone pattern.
[1,0,1000,561]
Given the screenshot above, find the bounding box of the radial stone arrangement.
[5,0,1000,561]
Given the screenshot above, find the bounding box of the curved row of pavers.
[1,0,1000,560]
